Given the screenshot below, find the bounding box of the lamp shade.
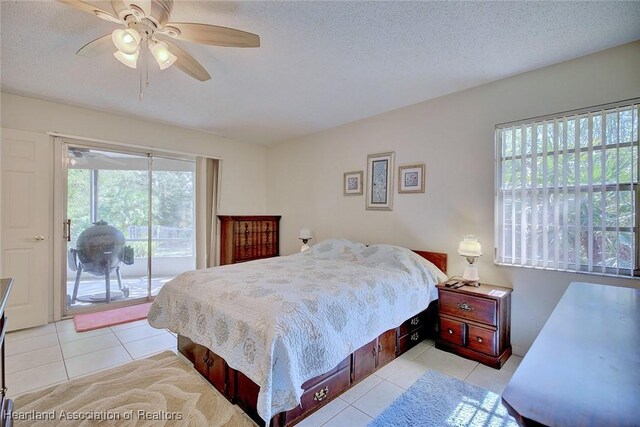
[150,40,177,70]
[112,29,141,55]
[458,235,482,257]
[114,50,139,69]
[299,227,313,240]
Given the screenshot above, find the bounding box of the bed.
[149,239,447,426]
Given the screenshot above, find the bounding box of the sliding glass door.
[63,143,195,315]
[150,157,196,297]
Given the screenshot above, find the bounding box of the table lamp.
[299,227,313,252]
[458,235,482,285]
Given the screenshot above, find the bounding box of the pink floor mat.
[73,302,152,332]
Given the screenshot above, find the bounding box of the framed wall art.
[366,152,394,210]
[398,163,425,193]
[343,171,364,196]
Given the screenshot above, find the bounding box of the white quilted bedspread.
[148,239,442,422]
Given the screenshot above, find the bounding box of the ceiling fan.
[58,0,260,83]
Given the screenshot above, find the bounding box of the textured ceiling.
[1,1,639,145]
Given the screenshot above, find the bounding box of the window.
[495,100,639,277]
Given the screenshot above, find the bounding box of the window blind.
[495,100,639,277]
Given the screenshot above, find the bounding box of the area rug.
[14,351,256,426]
[73,302,152,332]
[369,370,517,427]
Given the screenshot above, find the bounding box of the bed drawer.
[439,290,497,326]
[467,324,497,356]
[284,366,351,424]
[193,346,227,396]
[399,311,425,336]
[439,317,467,347]
[397,325,425,355]
[301,356,350,389]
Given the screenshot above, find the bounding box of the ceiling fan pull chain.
[139,61,143,101]
[145,45,150,88]
[138,34,147,101]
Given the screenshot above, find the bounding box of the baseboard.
[511,344,529,357]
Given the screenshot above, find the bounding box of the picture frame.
[398,163,425,193]
[366,152,394,210]
[343,171,364,196]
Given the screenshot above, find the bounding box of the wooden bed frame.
[178,250,447,426]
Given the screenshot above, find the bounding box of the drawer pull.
[458,302,474,312]
[476,337,483,343]
[202,351,215,369]
[447,328,453,335]
[314,387,329,402]
[410,332,420,341]
[410,316,420,326]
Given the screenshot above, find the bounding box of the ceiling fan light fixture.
[114,50,139,69]
[112,28,141,55]
[150,40,177,70]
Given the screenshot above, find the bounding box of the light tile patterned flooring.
[7,323,522,427]
[6,319,177,398]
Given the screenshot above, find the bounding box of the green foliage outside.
[499,109,639,270]
[67,169,194,258]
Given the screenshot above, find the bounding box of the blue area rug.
[369,370,517,427]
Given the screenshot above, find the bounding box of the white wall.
[1,93,267,215]
[266,41,640,355]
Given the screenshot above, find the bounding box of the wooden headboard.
[412,250,447,275]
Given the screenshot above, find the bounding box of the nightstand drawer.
[439,317,467,347]
[439,291,497,326]
[467,324,497,355]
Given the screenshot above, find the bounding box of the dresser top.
[218,215,281,220]
[0,278,13,315]
[436,283,512,299]
[502,282,640,426]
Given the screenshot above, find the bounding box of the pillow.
[417,257,448,283]
[304,239,366,260]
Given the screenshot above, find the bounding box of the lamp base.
[462,264,479,282]
[300,244,310,252]
[461,280,480,287]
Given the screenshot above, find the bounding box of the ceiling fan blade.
[162,40,211,81]
[164,22,260,48]
[110,0,127,16]
[58,0,122,23]
[111,0,152,19]
[76,34,114,57]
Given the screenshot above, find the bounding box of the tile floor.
[6,318,177,397]
[7,323,522,427]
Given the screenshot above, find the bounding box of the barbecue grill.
[68,221,132,304]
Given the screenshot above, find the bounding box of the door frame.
[53,137,197,319]
[54,140,154,318]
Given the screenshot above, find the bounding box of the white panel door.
[1,128,51,330]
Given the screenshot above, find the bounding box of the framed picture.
[366,152,394,210]
[343,171,364,196]
[398,163,425,193]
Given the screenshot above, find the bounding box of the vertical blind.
[495,100,639,277]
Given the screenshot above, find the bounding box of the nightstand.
[435,283,512,369]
